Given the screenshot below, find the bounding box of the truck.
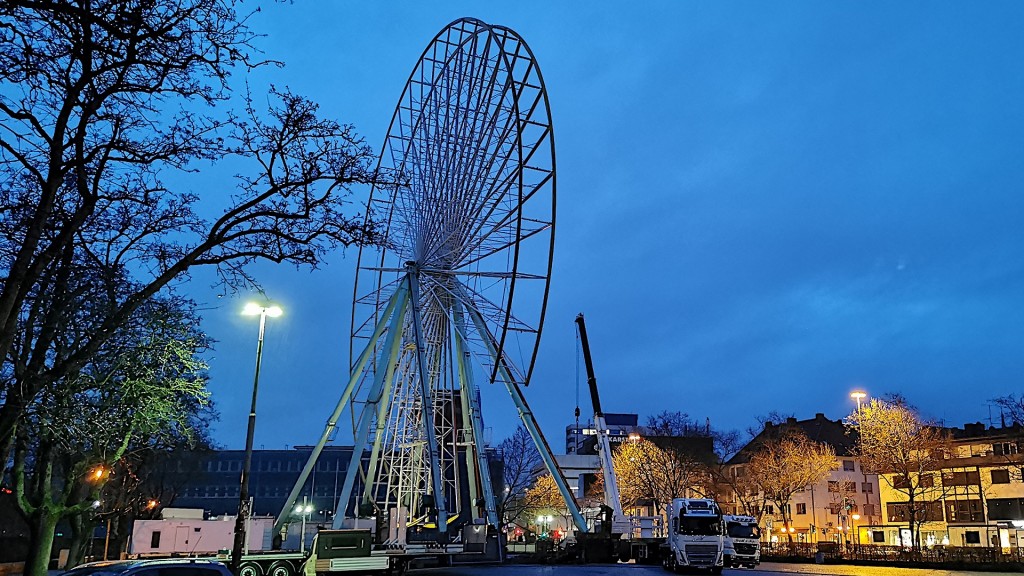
[661,498,725,574]
[723,514,761,569]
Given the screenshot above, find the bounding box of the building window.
[151,531,161,548]
[887,502,944,522]
[965,531,981,544]
[796,503,807,515]
[827,481,839,492]
[893,475,911,489]
[764,504,775,515]
[842,481,856,492]
[994,442,1019,456]
[843,460,855,471]
[862,482,873,493]
[920,473,934,488]
[863,504,876,516]
[945,499,984,523]
[872,531,885,543]
[942,470,981,486]
[992,469,1011,484]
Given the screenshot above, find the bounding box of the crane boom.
[575,313,630,536]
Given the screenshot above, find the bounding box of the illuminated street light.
[850,391,867,411]
[295,497,314,554]
[88,466,108,482]
[231,302,282,572]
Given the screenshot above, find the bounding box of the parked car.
[61,558,232,576]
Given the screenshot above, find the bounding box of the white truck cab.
[661,498,724,574]
[723,514,761,569]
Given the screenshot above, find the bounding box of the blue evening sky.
[190,1,1024,451]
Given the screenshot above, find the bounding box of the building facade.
[565,413,639,454]
[867,422,1024,549]
[725,413,881,544]
[171,446,360,521]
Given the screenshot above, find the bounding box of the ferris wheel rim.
[350,17,555,388]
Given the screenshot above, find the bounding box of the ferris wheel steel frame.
[273,17,587,541]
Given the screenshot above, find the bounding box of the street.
[416,563,1024,576]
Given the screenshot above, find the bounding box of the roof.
[62,559,229,576]
[728,413,856,465]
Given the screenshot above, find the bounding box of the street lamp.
[851,514,860,546]
[850,391,867,411]
[230,303,282,573]
[295,497,315,554]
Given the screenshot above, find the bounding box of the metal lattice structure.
[274,17,586,543]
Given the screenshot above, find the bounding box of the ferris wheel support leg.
[332,285,411,528]
[452,305,500,529]
[360,313,409,507]
[407,266,450,534]
[273,285,408,537]
[463,304,589,534]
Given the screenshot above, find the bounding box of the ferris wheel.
[274,17,586,541]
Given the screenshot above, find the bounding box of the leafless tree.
[496,425,542,531]
[849,396,953,550]
[0,0,384,458]
[747,430,835,542]
[645,410,706,437]
[745,410,795,439]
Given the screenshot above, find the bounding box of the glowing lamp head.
[850,391,867,401]
[243,303,283,317]
[89,466,108,482]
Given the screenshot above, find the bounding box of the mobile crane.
[576,315,726,571]
[575,314,632,539]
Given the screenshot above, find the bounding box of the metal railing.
[761,542,1024,564]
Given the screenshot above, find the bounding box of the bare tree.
[645,410,706,437]
[606,437,708,516]
[702,429,764,518]
[496,425,542,531]
[747,430,835,542]
[992,395,1024,482]
[745,411,795,439]
[0,0,383,455]
[849,396,952,550]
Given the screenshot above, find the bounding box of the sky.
[187,1,1024,452]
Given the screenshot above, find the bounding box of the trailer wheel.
[268,561,293,576]
[238,562,263,576]
[386,558,408,576]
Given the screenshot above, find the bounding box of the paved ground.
[417,562,1024,576]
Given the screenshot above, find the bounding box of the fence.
[761,541,1024,565]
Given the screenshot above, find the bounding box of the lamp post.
[230,303,282,573]
[295,497,314,554]
[850,391,867,412]
[851,514,860,547]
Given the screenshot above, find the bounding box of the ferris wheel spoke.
[446,277,539,336]
[417,77,520,266]
[453,219,551,272]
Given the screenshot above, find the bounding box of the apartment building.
[724,413,881,544]
[866,422,1024,549]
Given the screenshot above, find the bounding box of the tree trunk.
[66,513,88,567]
[24,509,60,576]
